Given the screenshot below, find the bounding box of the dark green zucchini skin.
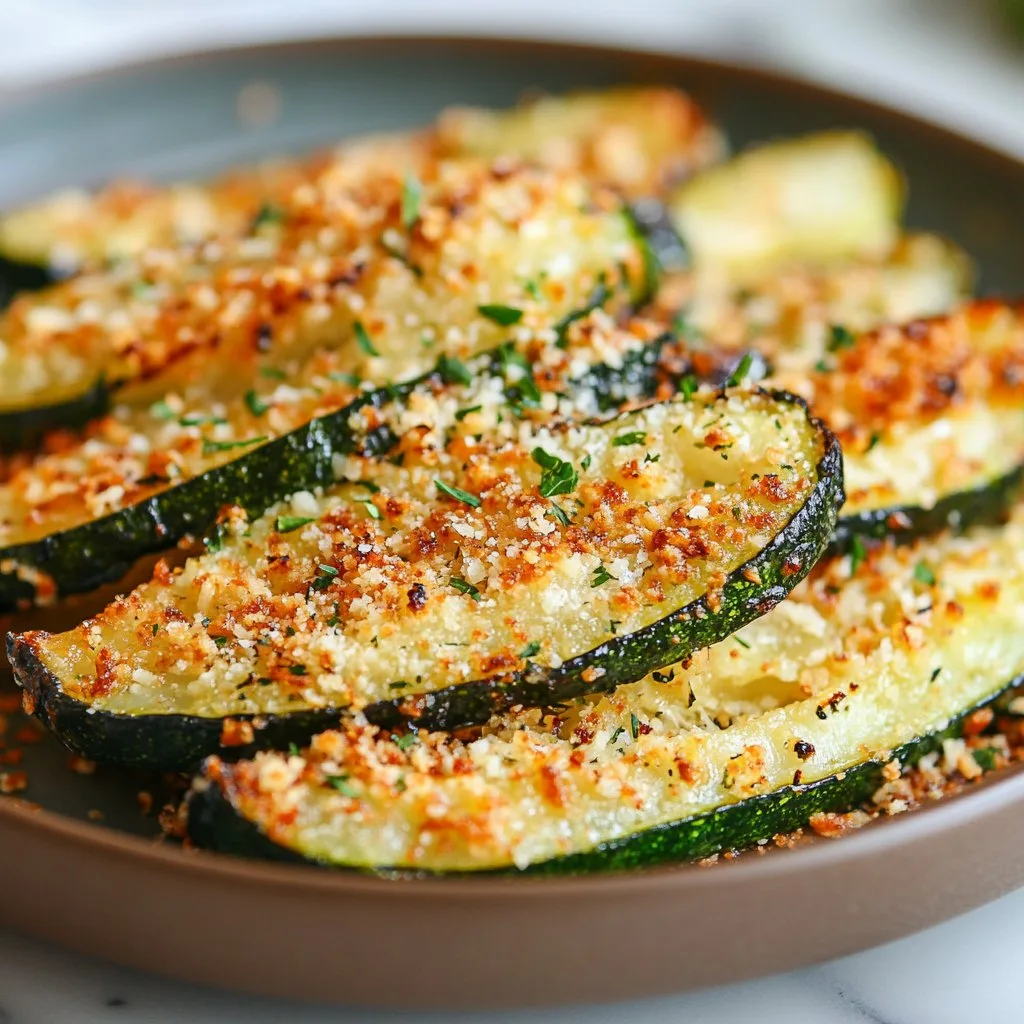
[8,631,344,770]
[0,256,54,309]
[187,683,1019,875]
[0,379,111,456]
[0,336,671,614]
[829,463,1024,555]
[9,400,842,768]
[0,259,89,452]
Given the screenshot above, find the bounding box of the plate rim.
[3,31,1024,895]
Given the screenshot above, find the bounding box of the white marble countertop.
[1,2,1023,1021]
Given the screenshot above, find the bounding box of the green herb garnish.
[435,479,482,508]
[202,436,267,455]
[478,304,524,327]
[592,563,616,587]
[725,352,754,387]
[244,390,269,416]
[613,431,647,447]
[276,515,315,533]
[401,172,423,229]
[827,324,856,351]
[849,536,867,576]
[437,353,472,386]
[531,447,578,497]
[913,562,936,586]
[326,774,359,798]
[450,577,482,601]
[520,641,541,659]
[354,320,380,357]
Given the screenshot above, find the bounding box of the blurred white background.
[1,0,1023,156]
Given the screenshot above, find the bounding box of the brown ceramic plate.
[2,36,1024,1011]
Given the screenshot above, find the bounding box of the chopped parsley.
[725,352,754,387]
[630,713,640,741]
[866,431,882,452]
[524,278,543,301]
[519,641,541,659]
[547,502,571,527]
[354,320,380,357]
[276,514,315,533]
[326,774,358,798]
[454,404,482,422]
[437,353,472,386]
[613,431,647,447]
[679,375,698,402]
[733,635,751,649]
[591,563,616,587]
[973,747,1000,772]
[401,172,423,229]
[607,726,625,747]
[498,342,531,373]
[150,399,176,421]
[310,564,339,592]
[849,536,867,576]
[251,202,285,230]
[435,479,482,508]
[913,561,936,586]
[392,732,418,752]
[531,447,578,497]
[362,501,381,520]
[553,278,610,349]
[329,370,361,387]
[260,366,287,381]
[827,324,856,351]
[202,435,267,455]
[450,576,482,601]
[580,454,592,471]
[478,304,524,327]
[244,389,269,416]
[288,664,308,676]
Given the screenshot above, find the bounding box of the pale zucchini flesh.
[670,131,903,278]
[189,501,1024,872]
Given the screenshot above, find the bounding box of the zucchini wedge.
[0,160,645,445]
[670,131,902,278]
[659,232,971,371]
[780,300,1024,547]
[0,87,721,273]
[0,306,663,612]
[9,388,842,768]
[436,87,724,198]
[188,503,1024,872]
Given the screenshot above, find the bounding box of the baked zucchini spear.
[783,300,1024,548]
[0,159,648,448]
[9,387,842,769]
[188,501,1024,872]
[0,87,722,274]
[670,131,903,278]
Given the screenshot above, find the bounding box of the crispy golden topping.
[201,500,1024,870]
[0,159,638,414]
